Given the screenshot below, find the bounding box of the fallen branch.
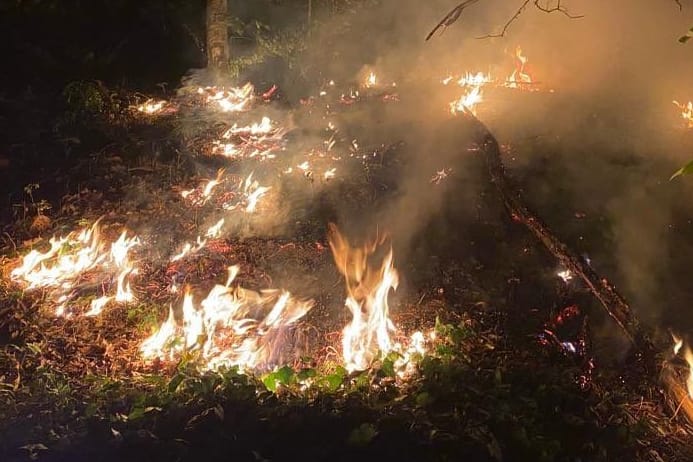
[467,115,656,358]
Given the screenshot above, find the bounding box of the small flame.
[685,347,693,399]
[506,46,533,89]
[199,83,254,112]
[135,99,167,115]
[365,72,377,88]
[328,224,398,372]
[450,86,483,116]
[673,101,693,128]
[673,333,684,355]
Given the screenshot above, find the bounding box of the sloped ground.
[1,84,692,462]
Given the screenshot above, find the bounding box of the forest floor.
[1,79,692,462]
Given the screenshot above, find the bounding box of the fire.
[10,220,139,316]
[458,71,493,87]
[197,83,255,112]
[506,46,533,89]
[328,224,398,372]
[365,72,377,88]
[685,347,693,399]
[135,99,167,115]
[140,265,313,373]
[240,173,271,213]
[181,169,225,206]
[671,334,693,400]
[673,100,693,128]
[450,85,483,116]
[211,117,283,160]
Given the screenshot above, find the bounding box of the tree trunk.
[206,0,229,71]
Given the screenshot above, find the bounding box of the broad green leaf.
[262,366,295,392]
[347,423,378,446]
[670,159,693,180]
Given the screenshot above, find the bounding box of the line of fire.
[0,1,692,461]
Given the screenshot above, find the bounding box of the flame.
[458,71,493,87]
[140,266,313,372]
[673,100,693,128]
[506,46,533,89]
[328,224,398,372]
[198,83,255,112]
[135,99,167,115]
[450,86,483,116]
[181,169,225,205]
[365,72,377,88]
[671,334,693,400]
[673,333,684,355]
[11,220,139,316]
[685,346,693,399]
[241,173,271,213]
[212,117,283,160]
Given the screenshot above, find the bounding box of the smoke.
[292,0,693,335]
[171,1,693,339]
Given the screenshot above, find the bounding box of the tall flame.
[328,224,398,372]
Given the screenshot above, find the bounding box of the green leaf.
[415,391,433,407]
[319,366,347,392]
[167,373,185,393]
[670,159,693,180]
[347,423,378,446]
[127,406,146,421]
[262,366,295,392]
[296,368,317,382]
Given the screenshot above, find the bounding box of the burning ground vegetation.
[1,58,693,462]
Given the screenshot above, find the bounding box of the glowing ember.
[197,83,254,112]
[11,220,139,316]
[673,100,693,128]
[140,266,313,373]
[328,224,398,372]
[135,99,167,115]
[557,269,573,283]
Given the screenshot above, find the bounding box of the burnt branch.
[464,114,656,362]
[425,0,481,41]
[427,0,583,41]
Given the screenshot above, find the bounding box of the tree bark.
[206,0,229,71]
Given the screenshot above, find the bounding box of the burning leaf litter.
[673,100,693,128]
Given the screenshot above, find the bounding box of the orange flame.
[140,265,313,372]
[134,99,167,115]
[198,83,254,112]
[673,100,693,128]
[328,224,398,372]
[506,46,533,89]
[450,86,483,116]
[11,220,139,316]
